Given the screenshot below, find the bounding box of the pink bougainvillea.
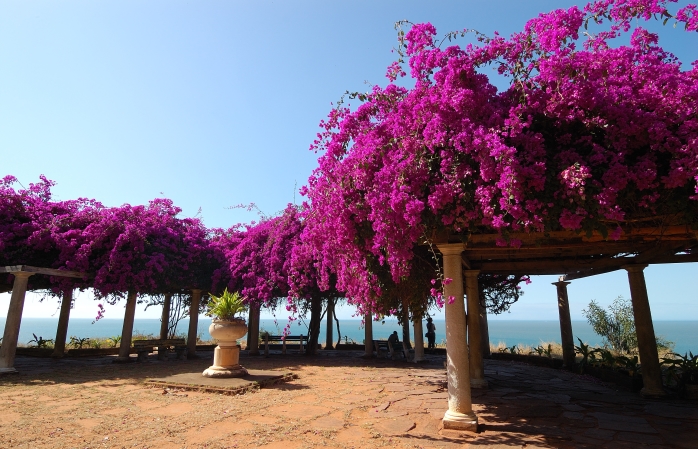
[302,0,698,306]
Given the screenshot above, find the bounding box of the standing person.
[426,317,436,352]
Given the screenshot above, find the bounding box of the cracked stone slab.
[373,417,416,435]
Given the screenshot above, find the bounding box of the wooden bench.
[263,334,306,356]
[373,339,410,360]
[132,338,187,361]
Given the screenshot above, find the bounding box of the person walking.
[426,317,436,352]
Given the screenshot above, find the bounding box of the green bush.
[583,297,637,354]
[583,296,674,355]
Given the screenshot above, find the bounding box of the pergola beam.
[474,252,698,275]
[0,265,85,279]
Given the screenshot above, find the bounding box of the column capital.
[9,271,34,279]
[622,264,648,273]
[436,243,465,256]
[464,270,481,278]
[552,281,571,287]
[191,288,203,294]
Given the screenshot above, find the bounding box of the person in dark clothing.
[388,331,401,352]
[426,317,436,351]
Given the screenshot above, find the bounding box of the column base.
[202,364,248,378]
[113,356,134,363]
[470,378,489,389]
[0,367,18,374]
[413,357,428,364]
[640,386,666,399]
[443,409,478,432]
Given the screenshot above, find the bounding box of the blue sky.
[1,1,697,322]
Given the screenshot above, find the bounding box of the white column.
[0,272,34,372]
[437,243,477,432]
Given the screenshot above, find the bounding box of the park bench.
[132,338,187,361]
[373,339,411,360]
[263,334,306,356]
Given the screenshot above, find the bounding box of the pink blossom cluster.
[0,176,215,302]
[302,0,698,306]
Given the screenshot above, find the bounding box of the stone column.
[479,301,491,358]
[364,312,373,357]
[465,270,487,388]
[52,289,74,358]
[553,280,576,368]
[413,314,425,363]
[325,299,334,349]
[0,272,34,373]
[623,264,664,397]
[437,243,477,431]
[247,303,260,355]
[115,291,138,363]
[159,293,172,340]
[187,289,202,359]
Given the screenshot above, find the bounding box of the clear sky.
[1,1,697,322]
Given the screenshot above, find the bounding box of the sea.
[2,318,696,355]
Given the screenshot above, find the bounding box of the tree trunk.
[305,296,323,356]
[52,289,73,358]
[160,293,172,340]
[401,307,412,350]
[247,303,261,355]
[325,298,334,349]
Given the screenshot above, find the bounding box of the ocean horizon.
[3,318,696,355]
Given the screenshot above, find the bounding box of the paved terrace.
[1,350,696,448]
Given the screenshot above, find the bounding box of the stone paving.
[2,350,698,448]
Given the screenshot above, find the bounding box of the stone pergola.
[0,265,208,371]
[0,265,85,373]
[435,223,698,431]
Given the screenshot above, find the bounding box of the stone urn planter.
[202,318,249,378]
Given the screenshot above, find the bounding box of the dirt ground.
[1,350,697,449]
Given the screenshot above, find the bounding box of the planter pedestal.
[202,318,248,378]
[202,345,248,378]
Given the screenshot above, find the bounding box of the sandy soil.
[0,351,457,449]
[2,350,697,449]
